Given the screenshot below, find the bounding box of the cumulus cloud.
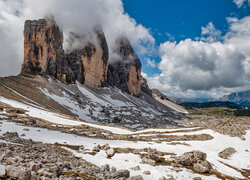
[147,16,250,99]
[233,0,250,8]
[0,0,155,77]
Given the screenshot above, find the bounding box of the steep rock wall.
[107,38,142,96]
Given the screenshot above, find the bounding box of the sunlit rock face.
[21,18,109,88]
[21,18,74,83]
[21,17,142,94]
[107,38,142,96]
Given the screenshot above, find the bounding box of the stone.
[102,143,110,150]
[128,175,143,180]
[147,148,160,162]
[29,162,41,172]
[143,171,151,175]
[106,148,115,157]
[112,169,130,178]
[93,144,101,152]
[175,150,207,166]
[193,160,212,173]
[193,177,202,180]
[131,165,140,171]
[0,165,6,178]
[6,166,31,180]
[101,164,110,172]
[218,147,236,159]
[141,157,156,166]
[111,166,117,173]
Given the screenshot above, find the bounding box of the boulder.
[106,148,115,158]
[100,164,110,172]
[112,169,130,178]
[175,151,212,173]
[193,160,212,173]
[6,166,31,180]
[175,150,206,166]
[218,147,236,159]
[0,165,6,178]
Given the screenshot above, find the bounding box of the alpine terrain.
[0,17,249,180]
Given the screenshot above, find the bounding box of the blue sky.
[123,0,250,77]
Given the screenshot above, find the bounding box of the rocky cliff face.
[21,18,74,83]
[107,38,142,96]
[21,18,109,88]
[21,17,143,95]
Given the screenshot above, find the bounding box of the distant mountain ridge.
[179,101,244,109]
[219,90,250,109]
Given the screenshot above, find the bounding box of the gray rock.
[147,148,160,162]
[193,160,212,173]
[106,148,115,157]
[143,171,151,175]
[141,157,156,166]
[131,165,140,171]
[128,175,143,180]
[101,164,110,172]
[175,151,207,166]
[6,166,31,180]
[0,165,6,178]
[93,144,101,152]
[112,169,130,178]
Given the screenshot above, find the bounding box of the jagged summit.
[21,17,143,94]
[107,37,142,96]
[2,17,188,129]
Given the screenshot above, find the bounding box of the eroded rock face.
[108,38,142,96]
[21,17,74,83]
[66,30,109,88]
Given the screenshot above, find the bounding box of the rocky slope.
[0,99,249,180]
[0,75,185,130]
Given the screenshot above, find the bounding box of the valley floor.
[0,97,250,180]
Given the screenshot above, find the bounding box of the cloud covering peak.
[0,0,154,76]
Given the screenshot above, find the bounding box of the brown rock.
[193,160,212,173]
[218,147,236,159]
[66,30,109,88]
[21,17,74,83]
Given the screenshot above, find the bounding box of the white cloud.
[0,0,155,77]
[147,16,250,99]
[200,22,222,42]
[146,58,157,68]
[233,0,250,8]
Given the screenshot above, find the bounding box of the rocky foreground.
[0,101,250,180]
